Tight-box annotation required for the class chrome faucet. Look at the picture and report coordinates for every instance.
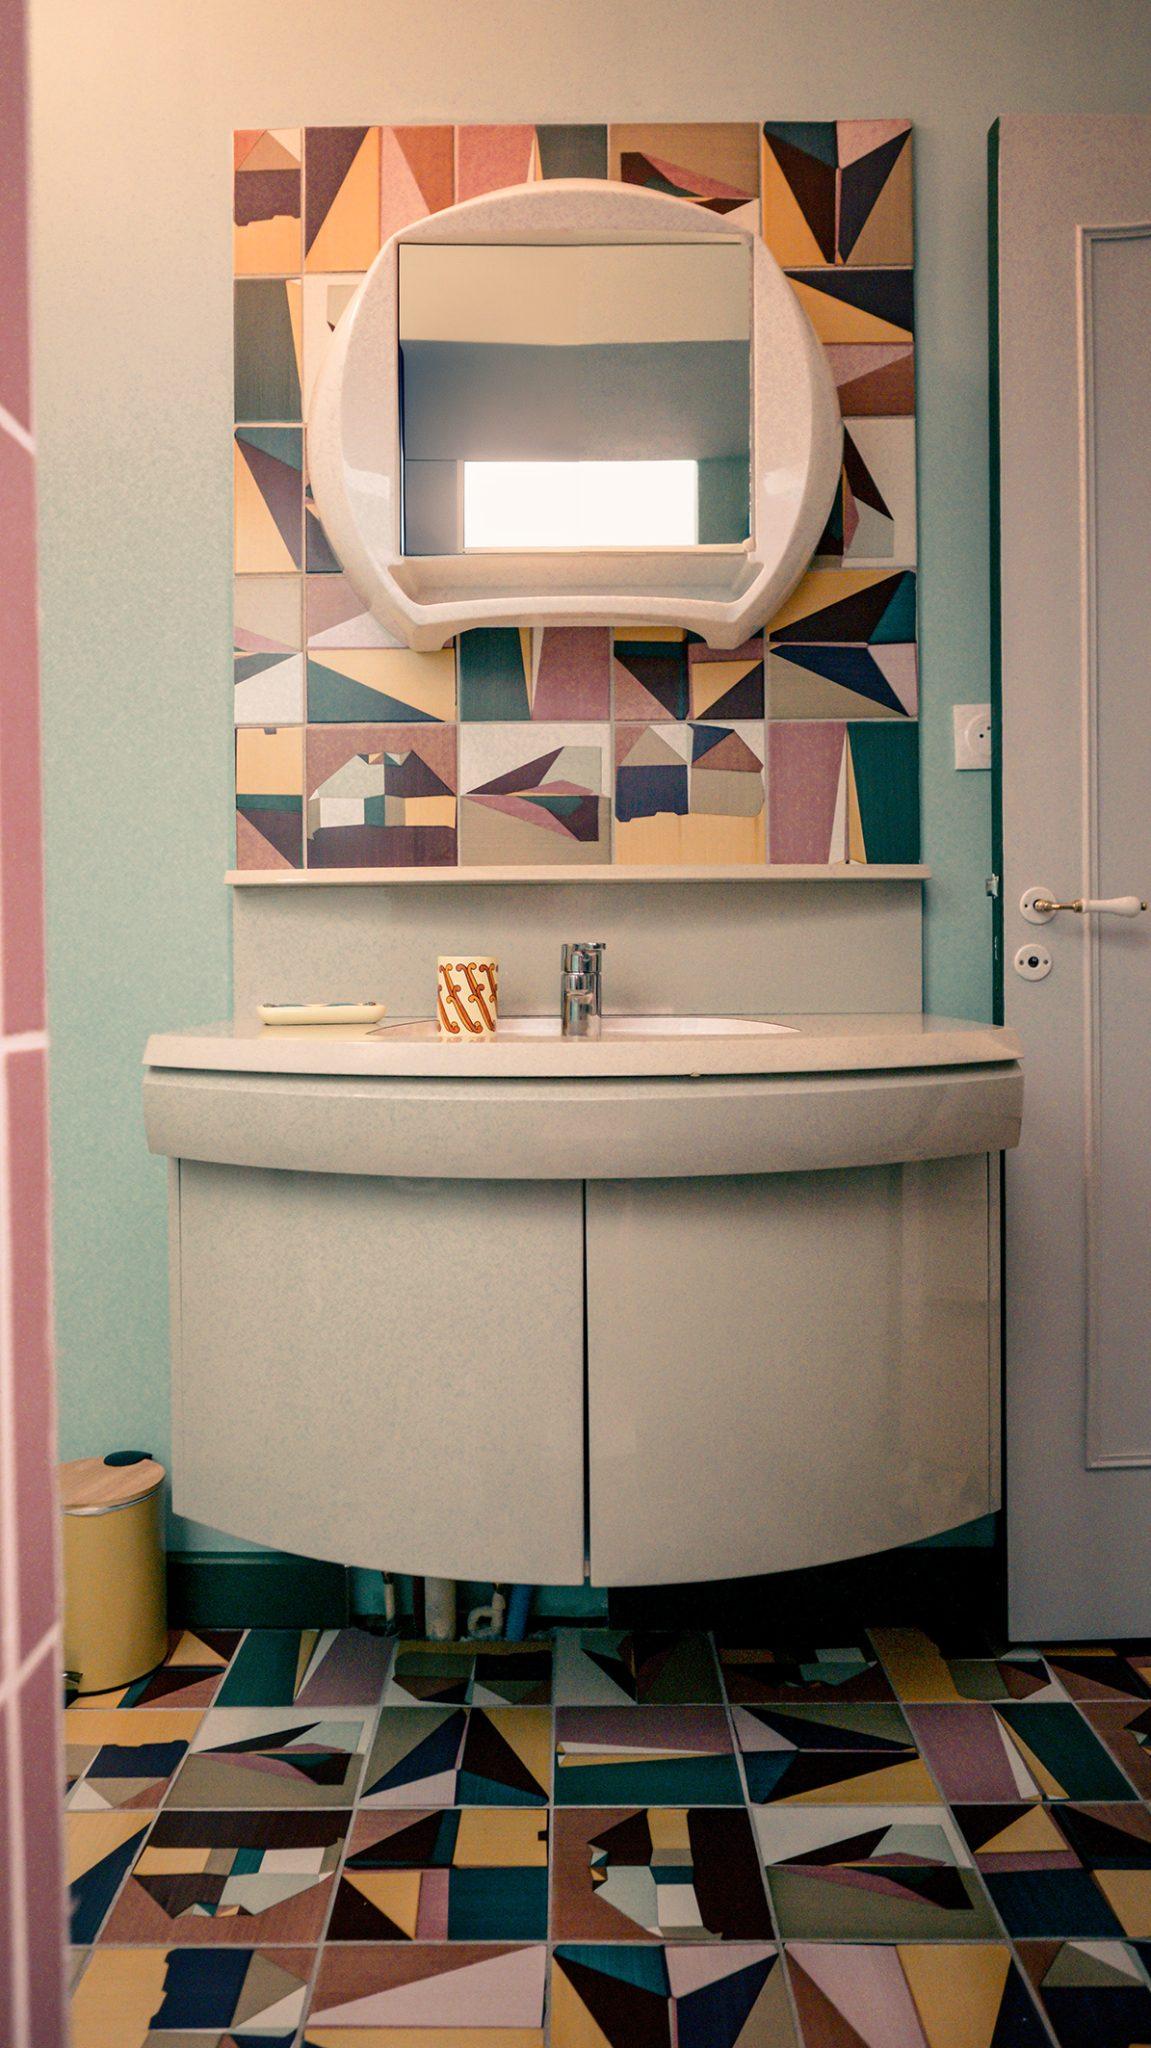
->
[560,941,605,1039]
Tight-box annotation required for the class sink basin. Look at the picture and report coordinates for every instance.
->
[373,1014,797,1042]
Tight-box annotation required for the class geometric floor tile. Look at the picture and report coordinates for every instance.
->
[68,1629,242,1711]
[307,1942,547,2035]
[953,1802,1151,1938]
[551,1806,773,1943]
[554,1706,743,1806]
[551,1943,796,2047]
[382,1639,553,1707]
[65,1710,204,1812]
[554,1630,722,1706]
[214,1627,392,1708]
[100,1808,350,1945]
[1044,1645,1151,1705]
[1018,1938,1151,2048]
[1077,1701,1151,1799]
[718,1638,895,1706]
[733,1703,936,1805]
[326,1808,549,1941]
[787,1940,1048,2046]
[67,1812,154,1945]
[755,1804,1001,1940]
[69,1944,312,2048]
[360,1706,551,1807]
[873,1626,1069,1704]
[906,1704,1137,1804]
[166,1708,373,1809]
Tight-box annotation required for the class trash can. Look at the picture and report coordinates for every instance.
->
[60,1453,167,1695]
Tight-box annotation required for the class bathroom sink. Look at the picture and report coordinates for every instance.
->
[373,1014,798,1042]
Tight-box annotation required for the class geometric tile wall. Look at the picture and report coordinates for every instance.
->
[0,0,68,2039]
[233,122,920,872]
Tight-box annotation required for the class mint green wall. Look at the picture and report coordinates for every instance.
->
[34,0,1151,1539]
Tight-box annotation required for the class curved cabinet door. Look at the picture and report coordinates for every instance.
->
[172,1163,585,1583]
[586,1159,995,1586]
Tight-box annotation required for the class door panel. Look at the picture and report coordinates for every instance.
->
[174,1163,585,1583]
[997,118,1151,1632]
[586,1162,992,1587]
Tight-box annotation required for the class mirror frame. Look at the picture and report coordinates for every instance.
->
[307,178,843,652]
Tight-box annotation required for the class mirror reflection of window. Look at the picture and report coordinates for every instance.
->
[398,242,751,555]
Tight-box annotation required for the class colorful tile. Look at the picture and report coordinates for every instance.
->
[551,1943,795,2048]
[234,278,302,423]
[235,725,303,871]
[306,722,457,868]
[552,1806,772,1942]
[954,1801,1151,1938]
[309,1940,546,2034]
[100,1808,349,1946]
[167,1708,372,1809]
[612,630,690,722]
[874,1627,1068,1705]
[67,1812,154,1945]
[815,418,917,568]
[554,1706,742,1806]
[614,720,765,866]
[361,1706,551,1808]
[825,339,916,418]
[718,1638,895,1706]
[1045,1646,1151,1705]
[65,1710,203,1812]
[1078,1702,1151,1798]
[761,120,913,268]
[459,723,610,867]
[767,720,848,863]
[305,571,402,652]
[788,1941,1047,2047]
[383,1640,553,1708]
[233,128,301,277]
[327,1807,549,1941]
[787,268,914,351]
[234,575,304,726]
[554,1631,722,1707]
[215,1628,392,1708]
[756,1804,999,1941]
[235,651,305,727]
[906,1703,1137,1805]
[307,646,456,723]
[609,124,760,226]
[733,1702,936,1805]
[458,626,612,723]
[687,637,765,721]
[69,1630,242,1712]
[1019,1937,1151,2047]
[305,126,381,272]
[70,1944,311,2048]
[457,124,542,199]
[379,125,455,237]
[301,273,362,409]
[234,425,302,574]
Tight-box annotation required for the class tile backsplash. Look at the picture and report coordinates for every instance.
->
[232,122,919,874]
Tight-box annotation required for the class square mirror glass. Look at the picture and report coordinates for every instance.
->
[398,241,751,555]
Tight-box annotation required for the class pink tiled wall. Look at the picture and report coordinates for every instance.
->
[0,0,67,2038]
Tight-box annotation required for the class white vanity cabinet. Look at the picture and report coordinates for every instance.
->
[146,1015,1020,1587]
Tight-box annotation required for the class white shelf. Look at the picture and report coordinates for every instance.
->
[227,863,930,887]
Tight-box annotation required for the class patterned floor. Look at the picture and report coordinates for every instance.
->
[64,1622,1151,2045]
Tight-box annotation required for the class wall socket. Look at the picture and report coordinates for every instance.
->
[953,702,992,770]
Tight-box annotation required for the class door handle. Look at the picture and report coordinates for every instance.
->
[1021,885,1147,924]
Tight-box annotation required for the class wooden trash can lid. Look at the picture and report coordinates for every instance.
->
[60,1453,166,1515]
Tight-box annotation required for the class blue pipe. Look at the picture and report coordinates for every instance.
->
[504,1585,533,1641]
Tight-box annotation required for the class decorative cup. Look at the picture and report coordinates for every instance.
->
[437,956,499,1040]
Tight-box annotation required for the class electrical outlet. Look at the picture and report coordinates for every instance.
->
[954,703,992,770]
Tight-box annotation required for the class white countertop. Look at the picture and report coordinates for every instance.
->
[144,1013,1022,1082]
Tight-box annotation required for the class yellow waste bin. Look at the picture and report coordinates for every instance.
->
[60,1453,167,1695]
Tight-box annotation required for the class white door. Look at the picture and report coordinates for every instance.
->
[997,116,1151,1636]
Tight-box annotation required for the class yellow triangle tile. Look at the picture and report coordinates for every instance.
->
[548,1966,615,2048]
[349,1868,423,1936]
[786,1758,937,1804]
[690,658,759,717]
[900,1942,1010,2048]
[1092,1870,1151,1937]
[759,140,826,267]
[979,1807,1067,1857]
[871,1627,962,1704]
[846,741,865,862]
[307,128,382,272]
[788,275,911,346]
[234,442,295,574]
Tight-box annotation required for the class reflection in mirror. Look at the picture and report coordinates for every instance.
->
[398,242,751,554]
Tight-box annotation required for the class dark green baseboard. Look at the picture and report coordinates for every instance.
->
[167,1550,351,1629]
